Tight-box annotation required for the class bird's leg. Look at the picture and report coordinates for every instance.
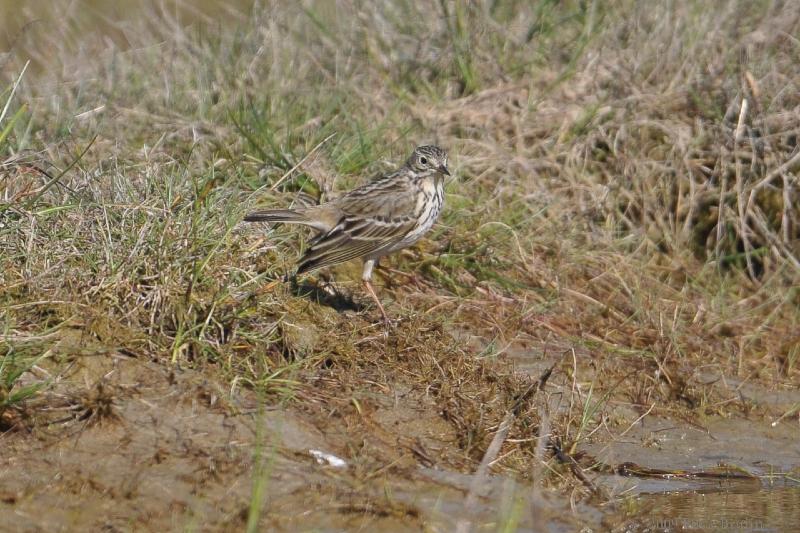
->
[373,260,393,288]
[362,259,391,326]
[363,279,390,325]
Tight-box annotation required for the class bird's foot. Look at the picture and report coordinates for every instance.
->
[377,313,402,330]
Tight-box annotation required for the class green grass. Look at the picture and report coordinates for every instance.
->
[0,64,42,418]
[0,346,46,416]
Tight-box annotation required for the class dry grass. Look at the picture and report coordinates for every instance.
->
[1,0,799,528]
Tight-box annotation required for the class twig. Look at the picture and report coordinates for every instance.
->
[751,148,800,192]
[550,435,606,497]
[270,133,336,191]
[28,135,97,206]
[617,402,655,438]
[0,60,29,125]
[733,98,756,279]
[749,207,800,273]
[455,358,558,533]
[244,133,335,200]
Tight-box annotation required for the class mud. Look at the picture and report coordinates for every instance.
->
[2,318,799,532]
[0,326,601,532]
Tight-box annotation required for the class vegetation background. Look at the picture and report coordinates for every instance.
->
[1,1,798,531]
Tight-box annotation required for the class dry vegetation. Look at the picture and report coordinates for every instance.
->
[1,0,799,530]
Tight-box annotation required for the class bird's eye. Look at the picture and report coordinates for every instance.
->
[419,156,428,165]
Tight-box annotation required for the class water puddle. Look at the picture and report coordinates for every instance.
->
[621,485,800,532]
[481,336,800,531]
[580,398,800,531]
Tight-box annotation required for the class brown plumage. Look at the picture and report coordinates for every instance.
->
[245,145,450,323]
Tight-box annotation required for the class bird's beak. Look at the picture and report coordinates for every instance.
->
[438,165,451,176]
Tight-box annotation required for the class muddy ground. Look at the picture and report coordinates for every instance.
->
[2,312,798,532]
[1,319,596,532]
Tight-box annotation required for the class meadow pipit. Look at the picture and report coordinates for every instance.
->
[245,145,450,324]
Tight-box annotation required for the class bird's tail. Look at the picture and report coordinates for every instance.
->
[243,209,309,224]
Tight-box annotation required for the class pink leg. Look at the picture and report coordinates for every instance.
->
[363,279,390,324]
[362,259,390,325]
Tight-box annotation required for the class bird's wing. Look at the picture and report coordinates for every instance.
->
[296,177,419,274]
[334,171,419,219]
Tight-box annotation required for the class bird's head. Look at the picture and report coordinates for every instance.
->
[406,145,450,177]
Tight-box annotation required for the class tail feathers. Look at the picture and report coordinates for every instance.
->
[296,256,319,276]
[243,209,308,224]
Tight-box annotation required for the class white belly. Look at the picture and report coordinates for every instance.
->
[384,183,443,254]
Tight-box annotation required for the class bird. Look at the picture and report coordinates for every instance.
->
[244,145,450,324]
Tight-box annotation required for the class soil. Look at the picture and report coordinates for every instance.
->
[2,321,798,532]
[0,323,595,532]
